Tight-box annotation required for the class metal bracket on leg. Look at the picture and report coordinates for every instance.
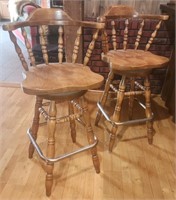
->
[97,100,154,126]
[27,129,98,163]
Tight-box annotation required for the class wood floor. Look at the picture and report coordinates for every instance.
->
[0,86,175,200]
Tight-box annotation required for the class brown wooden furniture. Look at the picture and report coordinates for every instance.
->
[3,8,104,196]
[95,5,169,151]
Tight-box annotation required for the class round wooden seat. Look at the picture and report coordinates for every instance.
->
[22,63,104,95]
[102,49,169,72]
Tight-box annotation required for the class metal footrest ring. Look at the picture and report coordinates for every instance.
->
[27,129,98,163]
[97,101,154,126]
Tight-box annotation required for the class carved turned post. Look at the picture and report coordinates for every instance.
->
[80,97,100,173]
[134,20,144,50]
[68,101,76,142]
[95,70,114,126]
[123,19,129,50]
[111,20,117,50]
[29,96,43,158]
[101,29,109,54]
[72,26,82,63]
[83,29,99,66]
[39,25,49,64]
[145,20,162,51]
[58,26,64,63]
[144,76,153,144]
[45,100,57,196]
[109,76,126,152]
[9,31,29,71]
[21,27,36,67]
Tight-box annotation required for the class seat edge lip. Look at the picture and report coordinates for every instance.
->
[101,50,170,71]
[21,81,104,96]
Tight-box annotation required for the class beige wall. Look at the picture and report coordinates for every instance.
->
[84,0,169,18]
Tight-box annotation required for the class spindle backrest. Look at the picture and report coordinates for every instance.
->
[99,5,169,53]
[3,8,104,71]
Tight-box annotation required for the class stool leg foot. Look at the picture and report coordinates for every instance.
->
[45,101,57,196]
[95,111,101,126]
[45,165,54,197]
[81,97,100,173]
[147,122,153,144]
[95,71,114,126]
[92,155,100,174]
[144,77,154,144]
[147,120,153,144]
[109,76,126,151]
[29,96,43,158]
[109,126,117,152]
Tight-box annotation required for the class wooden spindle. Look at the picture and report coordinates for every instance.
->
[21,27,36,67]
[134,20,144,50]
[111,20,117,50]
[144,76,153,144]
[39,25,48,64]
[9,31,29,71]
[83,29,99,66]
[110,84,118,93]
[145,20,162,51]
[95,71,114,126]
[101,29,109,54]
[56,113,81,124]
[58,26,64,64]
[72,26,82,63]
[80,96,100,173]
[123,19,129,50]
[29,96,43,158]
[45,100,57,196]
[43,25,49,45]
[68,101,76,142]
[109,76,126,151]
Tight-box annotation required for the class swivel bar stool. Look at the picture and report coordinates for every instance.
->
[95,5,169,151]
[3,8,104,196]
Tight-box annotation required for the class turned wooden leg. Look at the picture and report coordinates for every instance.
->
[144,76,153,144]
[109,76,126,152]
[128,77,135,120]
[81,96,100,173]
[45,101,57,197]
[95,71,114,126]
[29,96,43,158]
[68,101,76,143]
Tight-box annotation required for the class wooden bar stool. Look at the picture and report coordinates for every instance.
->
[3,8,104,196]
[95,5,169,151]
